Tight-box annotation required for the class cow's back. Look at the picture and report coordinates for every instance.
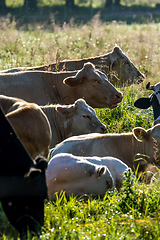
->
[0,71,56,105]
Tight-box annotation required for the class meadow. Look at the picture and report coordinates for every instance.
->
[1,13,160,239]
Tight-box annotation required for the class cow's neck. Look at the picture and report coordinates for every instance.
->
[46,72,79,105]
[41,106,71,148]
[115,134,153,167]
[0,97,18,114]
[101,133,153,169]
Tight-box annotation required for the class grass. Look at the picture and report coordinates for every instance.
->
[0,14,160,239]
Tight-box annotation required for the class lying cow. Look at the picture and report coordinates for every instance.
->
[0,95,106,157]
[47,153,132,197]
[134,82,160,125]
[0,46,145,86]
[5,102,52,160]
[50,124,160,177]
[0,62,122,109]
[46,153,114,199]
[41,98,106,148]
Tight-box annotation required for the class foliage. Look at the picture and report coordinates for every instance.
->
[1,15,160,239]
[4,0,160,8]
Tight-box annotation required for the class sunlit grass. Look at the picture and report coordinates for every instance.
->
[1,15,160,239]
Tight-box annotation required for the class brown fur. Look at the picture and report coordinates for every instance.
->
[5,102,51,160]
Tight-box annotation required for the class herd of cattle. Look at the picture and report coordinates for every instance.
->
[1,46,160,201]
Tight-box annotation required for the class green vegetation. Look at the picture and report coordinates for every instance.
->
[4,0,160,8]
[0,12,160,239]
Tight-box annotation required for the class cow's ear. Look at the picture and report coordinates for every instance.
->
[110,58,117,70]
[95,167,105,178]
[134,97,151,109]
[56,106,72,117]
[133,127,149,141]
[63,76,80,87]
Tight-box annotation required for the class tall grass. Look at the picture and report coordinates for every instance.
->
[0,15,160,239]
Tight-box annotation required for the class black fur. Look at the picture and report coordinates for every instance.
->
[0,108,48,239]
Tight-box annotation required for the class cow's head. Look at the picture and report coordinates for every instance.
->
[108,46,145,85]
[56,98,106,136]
[63,62,123,109]
[134,82,160,125]
[133,124,160,166]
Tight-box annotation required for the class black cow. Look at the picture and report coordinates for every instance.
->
[134,82,160,125]
[0,107,48,239]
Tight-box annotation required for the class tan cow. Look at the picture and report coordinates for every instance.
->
[0,62,122,109]
[49,124,160,178]
[0,95,106,151]
[0,46,145,86]
[6,103,52,160]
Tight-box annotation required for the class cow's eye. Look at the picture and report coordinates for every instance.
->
[83,115,91,120]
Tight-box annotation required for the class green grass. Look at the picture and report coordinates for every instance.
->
[1,14,160,239]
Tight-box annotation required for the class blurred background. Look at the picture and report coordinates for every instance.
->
[0,0,160,24]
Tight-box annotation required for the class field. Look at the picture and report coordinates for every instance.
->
[1,10,160,239]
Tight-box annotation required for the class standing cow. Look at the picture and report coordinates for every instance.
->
[0,62,122,109]
[0,46,145,86]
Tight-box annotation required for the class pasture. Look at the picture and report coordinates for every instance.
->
[1,12,160,239]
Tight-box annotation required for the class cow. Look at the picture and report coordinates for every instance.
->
[0,95,106,154]
[5,102,52,160]
[49,124,160,180]
[0,62,122,109]
[41,98,106,148]
[46,153,114,199]
[47,153,132,197]
[0,107,48,239]
[0,46,145,86]
[134,82,160,126]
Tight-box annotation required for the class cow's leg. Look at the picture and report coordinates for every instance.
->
[0,108,47,238]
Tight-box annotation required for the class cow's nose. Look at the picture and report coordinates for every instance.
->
[138,70,145,79]
[136,71,145,83]
[114,92,123,102]
[100,125,106,133]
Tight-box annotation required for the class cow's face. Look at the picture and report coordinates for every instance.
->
[133,124,160,164]
[63,62,123,109]
[56,98,106,136]
[109,46,145,85]
[71,99,106,136]
[134,82,160,125]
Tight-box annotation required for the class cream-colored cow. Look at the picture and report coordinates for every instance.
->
[50,125,160,179]
[0,62,122,109]
[0,47,145,86]
[46,153,114,199]
[41,98,106,148]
